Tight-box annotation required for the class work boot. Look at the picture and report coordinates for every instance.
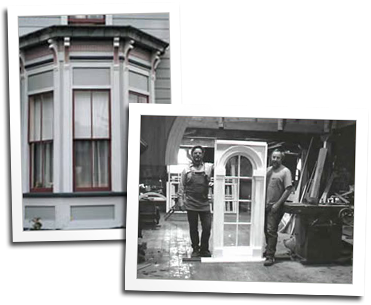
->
[200,250,212,257]
[191,247,200,258]
[264,257,275,267]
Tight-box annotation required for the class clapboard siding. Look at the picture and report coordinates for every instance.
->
[18,13,171,104]
[155,79,171,88]
[155,88,171,99]
[18,16,63,36]
[113,14,171,103]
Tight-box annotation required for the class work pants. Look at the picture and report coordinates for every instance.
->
[264,207,284,258]
[187,210,212,252]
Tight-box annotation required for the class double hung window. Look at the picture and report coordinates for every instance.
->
[73,90,111,191]
[129,68,150,103]
[29,92,54,192]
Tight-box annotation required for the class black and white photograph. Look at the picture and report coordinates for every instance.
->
[125,104,367,296]
[8,3,181,241]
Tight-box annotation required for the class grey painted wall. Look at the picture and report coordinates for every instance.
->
[18,13,171,104]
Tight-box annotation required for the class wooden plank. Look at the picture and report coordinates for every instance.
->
[292,137,313,203]
[182,257,201,262]
[137,263,152,271]
[335,193,350,204]
[309,148,328,200]
[302,160,318,203]
[319,171,335,203]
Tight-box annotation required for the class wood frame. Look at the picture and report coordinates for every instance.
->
[28,91,53,193]
[128,65,150,103]
[72,89,112,192]
[203,140,267,263]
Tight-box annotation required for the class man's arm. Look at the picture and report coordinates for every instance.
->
[271,168,293,213]
[177,169,186,210]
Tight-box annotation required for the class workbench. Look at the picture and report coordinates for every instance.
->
[283,202,353,264]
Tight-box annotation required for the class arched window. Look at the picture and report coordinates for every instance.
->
[224,155,253,247]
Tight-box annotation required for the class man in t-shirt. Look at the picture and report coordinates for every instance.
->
[178,146,213,258]
[264,149,292,266]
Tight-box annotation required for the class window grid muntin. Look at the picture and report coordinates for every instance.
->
[223,155,253,246]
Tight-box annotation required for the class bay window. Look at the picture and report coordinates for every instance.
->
[29,92,53,192]
[73,90,111,191]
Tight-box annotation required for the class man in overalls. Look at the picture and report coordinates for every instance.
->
[178,146,213,258]
[264,149,293,266]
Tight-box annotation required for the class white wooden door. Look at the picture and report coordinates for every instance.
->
[203,140,267,262]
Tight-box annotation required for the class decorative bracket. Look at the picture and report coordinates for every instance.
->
[64,37,70,65]
[123,39,135,70]
[150,51,161,80]
[19,51,26,76]
[48,38,59,64]
[113,37,120,67]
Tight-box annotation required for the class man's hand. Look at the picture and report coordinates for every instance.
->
[266,202,281,213]
[266,203,273,213]
[270,202,281,214]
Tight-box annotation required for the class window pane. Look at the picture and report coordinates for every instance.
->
[28,71,53,92]
[225,183,236,200]
[92,141,109,188]
[73,68,110,86]
[43,142,53,188]
[29,95,41,141]
[138,95,148,103]
[75,141,92,188]
[240,156,253,177]
[74,91,91,138]
[237,224,251,246]
[225,156,238,176]
[92,91,109,138]
[238,202,251,223]
[129,71,149,91]
[239,179,252,200]
[31,143,42,188]
[224,224,237,246]
[224,204,237,222]
[42,93,53,140]
[129,93,138,103]
[129,92,148,104]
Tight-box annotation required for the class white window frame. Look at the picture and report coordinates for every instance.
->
[128,65,150,102]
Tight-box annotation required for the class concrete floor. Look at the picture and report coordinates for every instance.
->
[137,212,352,283]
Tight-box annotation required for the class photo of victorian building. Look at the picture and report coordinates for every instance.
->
[19,14,171,230]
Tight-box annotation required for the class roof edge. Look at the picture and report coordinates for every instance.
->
[19,25,169,53]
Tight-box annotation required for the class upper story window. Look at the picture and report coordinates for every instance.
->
[68,15,106,25]
[29,92,54,192]
[128,67,150,103]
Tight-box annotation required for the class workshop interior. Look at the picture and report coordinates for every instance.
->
[137,116,355,280]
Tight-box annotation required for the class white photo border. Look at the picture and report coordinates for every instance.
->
[8,2,182,242]
[125,103,367,296]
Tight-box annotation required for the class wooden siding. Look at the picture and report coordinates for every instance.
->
[113,14,171,104]
[18,16,63,36]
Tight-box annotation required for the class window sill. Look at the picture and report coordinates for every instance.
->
[23,191,127,198]
[30,188,53,193]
